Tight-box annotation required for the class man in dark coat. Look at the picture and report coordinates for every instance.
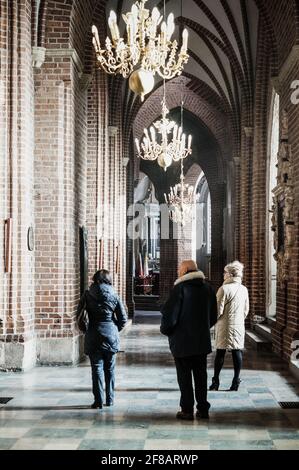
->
[76,270,127,409]
[160,260,217,420]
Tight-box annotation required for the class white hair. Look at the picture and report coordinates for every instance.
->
[225,260,244,278]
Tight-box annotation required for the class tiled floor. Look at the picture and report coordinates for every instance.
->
[0,312,299,450]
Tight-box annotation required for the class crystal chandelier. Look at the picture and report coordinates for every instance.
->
[164,162,197,227]
[91,0,189,101]
[135,97,192,171]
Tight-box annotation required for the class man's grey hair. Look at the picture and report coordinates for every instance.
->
[225,260,244,278]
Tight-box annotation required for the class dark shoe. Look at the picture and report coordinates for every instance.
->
[229,378,241,391]
[91,402,103,409]
[176,411,194,421]
[196,410,209,420]
[209,378,220,391]
[106,401,114,407]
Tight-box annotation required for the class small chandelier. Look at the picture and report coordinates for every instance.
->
[135,97,192,171]
[92,0,189,101]
[164,162,197,227]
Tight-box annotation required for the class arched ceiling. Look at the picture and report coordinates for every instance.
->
[40,0,296,159]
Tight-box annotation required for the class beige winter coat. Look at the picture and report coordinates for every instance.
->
[215,277,249,350]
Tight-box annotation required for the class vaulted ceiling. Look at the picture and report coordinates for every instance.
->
[106,0,259,133]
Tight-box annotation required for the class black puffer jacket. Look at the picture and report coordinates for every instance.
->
[160,271,217,358]
[76,283,127,355]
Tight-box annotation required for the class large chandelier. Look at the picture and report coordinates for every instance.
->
[164,162,197,227]
[135,97,192,171]
[91,0,189,101]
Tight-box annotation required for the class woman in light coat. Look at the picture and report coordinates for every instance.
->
[209,261,249,391]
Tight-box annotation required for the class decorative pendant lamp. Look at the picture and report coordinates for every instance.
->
[92,0,189,101]
[135,85,192,171]
[164,160,197,226]
[164,102,197,226]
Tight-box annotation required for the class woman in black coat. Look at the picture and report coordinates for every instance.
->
[76,270,127,409]
[160,260,217,421]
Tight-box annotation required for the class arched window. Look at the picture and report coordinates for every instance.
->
[267,92,279,317]
[195,175,211,278]
[206,192,211,255]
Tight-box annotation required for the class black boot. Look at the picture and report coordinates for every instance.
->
[229,378,241,391]
[209,377,220,391]
[91,402,103,409]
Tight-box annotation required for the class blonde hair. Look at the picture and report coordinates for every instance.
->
[178,260,198,278]
[224,260,244,278]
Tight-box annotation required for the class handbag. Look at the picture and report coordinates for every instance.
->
[77,294,88,333]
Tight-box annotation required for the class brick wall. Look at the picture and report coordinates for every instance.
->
[272,55,299,360]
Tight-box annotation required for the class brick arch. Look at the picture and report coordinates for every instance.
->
[135,105,226,292]
[83,1,107,74]
[133,76,232,174]
[254,0,293,73]
[44,0,98,57]
[32,0,48,48]
[184,163,202,188]
[44,0,73,48]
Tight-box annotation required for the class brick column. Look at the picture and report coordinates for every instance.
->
[34,49,87,365]
[250,23,272,320]
[239,126,254,293]
[0,0,36,371]
[159,208,194,305]
[125,143,135,317]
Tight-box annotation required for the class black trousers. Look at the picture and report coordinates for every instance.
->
[213,349,243,381]
[174,354,210,414]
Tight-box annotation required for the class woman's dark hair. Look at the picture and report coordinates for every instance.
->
[93,269,112,285]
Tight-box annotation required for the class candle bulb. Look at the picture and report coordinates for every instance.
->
[131,4,138,19]
[92,26,101,51]
[166,13,175,40]
[135,138,140,153]
[92,37,98,53]
[182,28,189,52]
[151,7,160,36]
[108,11,120,42]
[161,21,167,46]
[173,124,178,142]
[150,126,156,143]
[188,134,192,150]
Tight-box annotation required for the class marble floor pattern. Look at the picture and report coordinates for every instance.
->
[0,312,299,450]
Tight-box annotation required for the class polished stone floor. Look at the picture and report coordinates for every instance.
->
[0,312,299,450]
